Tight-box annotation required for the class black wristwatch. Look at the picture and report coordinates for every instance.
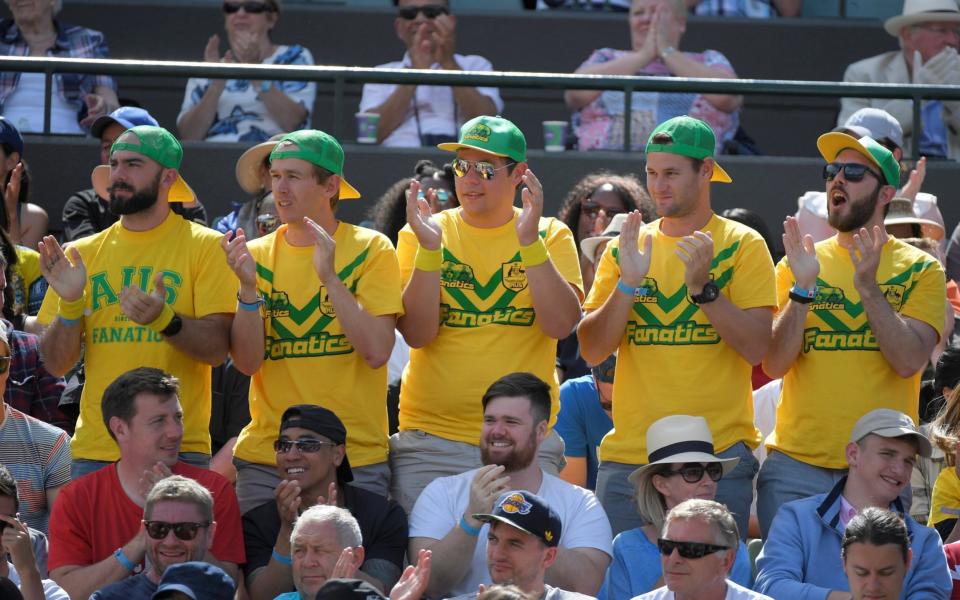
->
[160,314,183,337]
[690,281,720,305]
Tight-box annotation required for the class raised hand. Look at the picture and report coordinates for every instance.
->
[275,479,302,527]
[138,461,173,500]
[849,226,888,289]
[405,180,442,251]
[433,14,457,68]
[120,272,168,325]
[466,464,509,518]
[304,217,337,284]
[230,30,264,64]
[38,236,87,302]
[330,547,359,579]
[3,162,21,223]
[618,211,652,287]
[676,230,714,294]
[782,216,819,289]
[0,514,35,573]
[221,228,258,288]
[900,157,927,202]
[316,481,339,506]
[516,169,544,247]
[391,549,432,600]
[409,25,434,69]
[204,34,222,63]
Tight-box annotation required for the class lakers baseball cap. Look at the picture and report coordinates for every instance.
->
[269,130,361,200]
[645,116,732,184]
[473,490,561,547]
[438,115,527,163]
[91,125,196,204]
[279,404,353,483]
[817,132,900,187]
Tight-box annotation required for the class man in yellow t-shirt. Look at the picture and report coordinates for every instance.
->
[223,130,402,513]
[578,115,776,537]
[759,132,945,537]
[394,115,583,514]
[35,125,236,477]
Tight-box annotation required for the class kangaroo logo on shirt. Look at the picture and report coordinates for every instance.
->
[880,284,905,311]
[318,287,336,317]
[269,291,291,318]
[811,286,846,310]
[635,277,659,303]
[501,261,528,292]
[498,493,532,515]
[441,261,476,290]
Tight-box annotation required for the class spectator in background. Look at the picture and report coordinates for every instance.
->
[358,0,502,147]
[840,0,960,160]
[684,0,800,17]
[0,0,117,134]
[0,476,68,599]
[842,508,912,600]
[0,119,45,251]
[926,384,960,542]
[565,0,741,152]
[369,159,458,246]
[177,0,315,143]
[555,353,614,490]
[536,0,629,11]
[151,562,234,600]
[0,465,50,576]
[213,134,283,238]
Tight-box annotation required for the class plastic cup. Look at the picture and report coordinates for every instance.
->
[356,112,380,144]
[543,121,568,152]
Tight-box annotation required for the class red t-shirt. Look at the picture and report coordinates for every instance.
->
[48,461,245,572]
[945,542,960,600]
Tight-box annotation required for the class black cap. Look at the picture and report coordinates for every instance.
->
[151,562,235,600]
[473,490,562,547]
[315,579,387,600]
[0,118,23,157]
[280,405,353,483]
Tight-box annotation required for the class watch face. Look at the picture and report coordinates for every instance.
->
[703,281,719,300]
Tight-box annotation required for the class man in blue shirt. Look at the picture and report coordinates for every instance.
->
[556,354,614,490]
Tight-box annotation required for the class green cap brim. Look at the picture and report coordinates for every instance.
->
[437,141,511,159]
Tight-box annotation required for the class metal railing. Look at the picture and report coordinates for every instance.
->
[3,54,960,158]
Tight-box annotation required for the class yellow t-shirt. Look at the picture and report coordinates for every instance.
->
[13,246,44,316]
[929,467,960,527]
[37,212,237,461]
[397,208,583,444]
[769,237,945,469]
[233,223,403,467]
[583,214,775,464]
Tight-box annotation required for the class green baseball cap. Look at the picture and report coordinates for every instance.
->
[270,130,360,200]
[93,125,195,203]
[644,116,732,184]
[817,132,900,187]
[438,115,527,163]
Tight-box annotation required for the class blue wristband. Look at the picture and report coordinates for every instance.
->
[616,279,637,298]
[459,515,481,537]
[237,292,264,312]
[789,283,816,299]
[57,316,81,326]
[272,548,292,566]
[114,547,136,572]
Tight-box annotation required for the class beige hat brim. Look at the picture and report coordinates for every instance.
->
[92,164,197,204]
[885,12,960,36]
[235,141,277,195]
[626,452,740,487]
[580,235,615,264]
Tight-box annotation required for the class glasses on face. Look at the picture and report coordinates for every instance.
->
[451,158,511,180]
[398,4,449,19]
[0,356,10,375]
[662,462,723,484]
[823,162,883,183]
[916,23,960,37]
[581,200,625,220]
[143,520,211,541]
[223,1,274,14]
[658,538,730,559]
[273,439,338,454]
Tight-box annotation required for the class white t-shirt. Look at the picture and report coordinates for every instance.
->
[7,562,69,600]
[409,468,613,597]
[634,580,773,600]
[3,72,83,134]
[358,53,504,148]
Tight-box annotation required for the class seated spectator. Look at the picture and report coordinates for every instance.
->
[305,552,432,600]
[536,0,630,12]
[555,353,614,490]
[684,0,800,17]
[635,499,771,600]
[885,198,945,241]
[755,408,951,599]
[358,0,502,147]
[0,507,67,599]
[842,507,913,600]
[449,490,594,600]
[0,465,48,576]
[177,1,315,142]
[408,373,612,598]
[840,0,960,160]
[213,134,283,237]
[89,476,226,599]
[926,385,960,542]
[600,415,751,600]
[243,405,407,598]
[369,159,458,246]
[0,119,45,251]
[151,562,235,600]
[564,0,741,152]
[62,107,207,244]
[48,368,244,600]
[0,0,117,134]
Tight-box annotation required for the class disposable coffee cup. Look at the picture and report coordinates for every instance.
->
[356,112,380,144]
[543,121,568,152]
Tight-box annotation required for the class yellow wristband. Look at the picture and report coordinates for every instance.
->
[57,295,86,320]
[146,303,176,334]
[519,238,549,267]
[415,246,443,272]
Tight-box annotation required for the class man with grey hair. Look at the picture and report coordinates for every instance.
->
[636,499,771,600]
[275,504,365,600]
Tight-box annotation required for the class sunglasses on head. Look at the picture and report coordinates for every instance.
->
[822,162,883,183]
[223,1,275,14]
[143,520,211,541]
[581,200,625,220]
[658,538,730,559]
[0,356,10,375]
[662,462,723,484]
[451,158,511,180]
[274,438,338,454]
[398,4,449,19]
[419,188,452,206]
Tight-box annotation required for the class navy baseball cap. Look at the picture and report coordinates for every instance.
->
[0,118,23,157]
[280,405,353,482]
[151,562,235,600]
[474,490,562,547]
[315,579,387,600]
[90,106,159,139]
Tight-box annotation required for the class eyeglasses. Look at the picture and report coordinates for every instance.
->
[916,24,960,38]
[223,1,275,14]
[451,158,511,180]
[658,538,730,559]
[274,439,338,454]
[0,356,10,375]
[143,520,211,541]
[581,200,625,220]
[398,4,449,19]
[822,162,883,183]
[662,462,723,484]
[256,214,279,232]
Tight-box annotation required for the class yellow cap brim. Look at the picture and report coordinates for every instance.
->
[339,177,361,200]
[711,162,732,184]
[91,165,197,204]
[816,132,885,177]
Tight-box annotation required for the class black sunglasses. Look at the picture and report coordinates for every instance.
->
[582,200,625,220]
[223,1,275,14]
[274,439,338,454]
[398,4,449,19]
[658,538,730,559]
[143,520,211,541]
[822,162,883,183]
[0,356,10,375]
[662,462,723,484]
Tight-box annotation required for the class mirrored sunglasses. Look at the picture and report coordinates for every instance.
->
[451,158,511,180]
[273,439,338,454]
[822,162,882,183]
